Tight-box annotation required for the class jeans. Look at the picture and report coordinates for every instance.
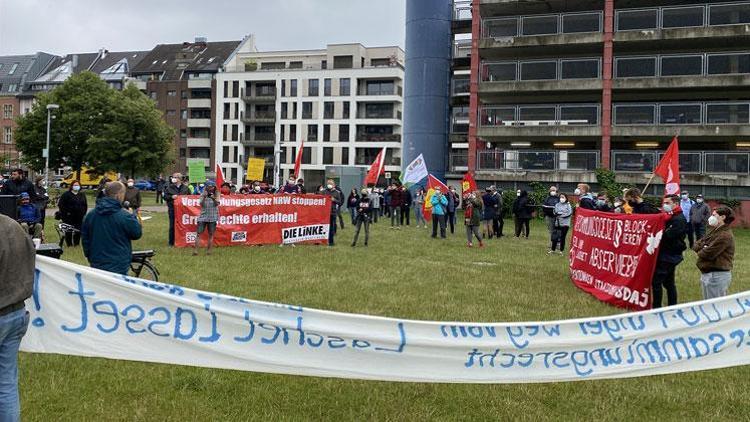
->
[652,262,678,308]
[432,214,447,238]
[550,226,569,251]
[390,206,401,227]
[414,206,425,226]
[352,217,370,246]
[466,225,482,244]
[514,218,530,238]
[0,308,29,422]
[168,206,175,246]
[700,271,732,300]
[446,211,456,234]
[400,206,410,226]
[328,215,337,245]
[349,208,357,225]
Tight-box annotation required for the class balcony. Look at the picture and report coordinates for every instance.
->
[479,59,602,94]
[241,132,276,147]
[187,98,212,109]
[453,1,471,21]
[478,104,601,137]
[186,137,211,148]
[241,112,276,124]
[187,118,211,128]
[449,153,469,172]
[452,78,470,96]
[187,79,212,89]
[473,150,600,172]
[355,134,401,143]
[612,101,750,137]
[612,151,750,175]
[242,92,277,103]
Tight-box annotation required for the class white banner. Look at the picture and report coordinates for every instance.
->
[22,256,750,383]
[401,154,428,186]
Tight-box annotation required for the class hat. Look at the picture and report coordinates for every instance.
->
[205,180,216,187]
[20,192,30,198]
[696,194,703,198]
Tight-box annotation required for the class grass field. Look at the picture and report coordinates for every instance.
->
[21,211,750,421]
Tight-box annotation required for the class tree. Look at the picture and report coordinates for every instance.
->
[87,83,174,178]
[16,71,117,180]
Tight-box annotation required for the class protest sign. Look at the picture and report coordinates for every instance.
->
[570,208,667,311]
[22,256,750,383]
[173,194,330,246]
[188,161,206,183]
[245,158,266,182]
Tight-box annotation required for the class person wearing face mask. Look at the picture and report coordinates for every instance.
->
[490,186,504,238]
[651,194,688,308]
[574,183,596,210]
[549,193,573,255]
[612,197,625,214]
[57,180,88,246]
[347,188,360,225]
[595,193,612,212]
[370,187,381,223]
[693,206,735,299]
[464,190,484,248]
[512,190,533,238]
[323,179,342,246]
[689,194,710,246]
[623,188,659,215]
[335,183,346,230]
[413,187,426,228]
[220,182,232,196]
[679,191,695,246]
[164,173,190,247]
[249,182,265,195]
[351,188,372,247]
[193,180,220,256]
[81,181,142,275]
[430,187,449,239]
[481,187,497,239]
[124,179,142,218]
[443,186,458,233]
[282,177,301,194]
[542,185,559,235]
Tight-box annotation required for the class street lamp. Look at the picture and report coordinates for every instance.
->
[44,103,59,189]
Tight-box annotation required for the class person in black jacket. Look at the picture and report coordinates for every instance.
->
[57,180,88,246]
[346,188,359,225]
[490,186,504,237]
[1,168,36,200]
[33,176,49,228]
[624,188,660,215]
[351,188,372,247]
[164,172,191,246]
[574,183,596,210]
[652,194,688,308]
[542,185,559,236]
[512,189,533,238]
[400,185,412,227]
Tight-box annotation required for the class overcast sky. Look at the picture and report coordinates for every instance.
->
[0,0,406,56]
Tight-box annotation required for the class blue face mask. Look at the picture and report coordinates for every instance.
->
[663,204,673,213]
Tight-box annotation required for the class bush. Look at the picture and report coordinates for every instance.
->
[595,168,631,201]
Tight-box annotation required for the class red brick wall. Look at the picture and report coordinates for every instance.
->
[0,96,21,170]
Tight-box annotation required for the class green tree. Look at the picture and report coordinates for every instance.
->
[15,71,116,179]
[87,83,174,178]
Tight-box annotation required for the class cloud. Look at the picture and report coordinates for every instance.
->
[0,0,405,55]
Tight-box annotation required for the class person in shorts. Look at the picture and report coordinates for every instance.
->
[194,180,220,256]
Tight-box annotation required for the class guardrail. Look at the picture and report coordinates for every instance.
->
[480,104,600,126]
[453,1,472,21]
[482,11,602,38]
[474,150,600,172]
[616,2,750,32]
[613,101,750,126]
[481,58,601,82]
[612,150,750,175]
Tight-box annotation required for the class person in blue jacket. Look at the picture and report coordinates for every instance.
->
[81,181,142,275]
[430,187,449,239]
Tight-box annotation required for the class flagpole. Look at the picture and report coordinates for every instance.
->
[642,172,656,195]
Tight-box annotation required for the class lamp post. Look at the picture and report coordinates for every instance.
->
[44,103,59,189]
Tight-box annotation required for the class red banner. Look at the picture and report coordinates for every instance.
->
[174,194,330,247]
[569,208,667,311]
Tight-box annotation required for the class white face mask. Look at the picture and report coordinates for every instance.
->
[559,197,566,203]
[574,188,582,195]
[326,184,333,190]
[708,215,720,227]
[516,192,521,197]
[127,182,134,187]
[254,186,260,192]
[171,178,178,184]
[550,191,557,196]
[696,198,703,204]
[614,202,622,208]
[72,185,81,192]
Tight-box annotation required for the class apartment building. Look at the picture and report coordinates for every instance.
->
[130,38,243,176]
[217,42,405,188]
[445,0,750,200]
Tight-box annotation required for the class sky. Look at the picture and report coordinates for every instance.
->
[0,0,406,56]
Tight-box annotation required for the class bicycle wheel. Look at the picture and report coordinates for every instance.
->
[129,261,159,281]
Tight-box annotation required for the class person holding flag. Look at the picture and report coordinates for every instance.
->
[401,153,428,187]
[424,174,450,239]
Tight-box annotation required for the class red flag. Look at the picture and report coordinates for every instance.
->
[364,147,386,186]
[423,174,449,221]
[215,164,225,188]
[461,172,478,197]
[293,140,305,179]
[654,137,680,196]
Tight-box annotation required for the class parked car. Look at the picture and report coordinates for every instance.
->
[134,180,155,191]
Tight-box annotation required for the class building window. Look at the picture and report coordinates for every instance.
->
[560,59,600,79]
[2,104,12,119]
[339,124,349,142]
[302,102,313,119]
[366,80,394,95]
[660,55,703,76]
[181,109,187,119]
[520,61,557,80]
[340,78,350,96]
[149,91,157,99]
[362,103,393,119]
[8,63,18,75]
[167,90,177,97]
[181,91,188,99]
[321,60,327,70]
[707,53,750,75]
[613,104,656,125]
[308,79,319,96]
[333,55,353,69]
[519,106,556,121]
[324,102,334,119]
[562,12,601,33]
[342,147,349,164]
[232,81,239,98]
[342,101,350,119]
[290,80,298,97]
[3,127,11,144]
[290,124,297,141]
[7,84,17,92]
[307,124,318,141]
[281,103,288,119]
[292,102,298,119]
[659,104,702,125]
[180,129,187,139]
[706,103,750,124]
[180,148,186,158]
[323,147,334,165]
[260,62,285,70]
[280,125,285,141]
[616,9,658,31]
[483,17,518,37]
[662,6,704,28]
[522,15,558,35]
[289,61,303,69]
[281,80,286,97]
[323,124,331,141]
[615,57,657,78]
[166,109,176,116]
[324,78,332,96]
[709,4,750,26]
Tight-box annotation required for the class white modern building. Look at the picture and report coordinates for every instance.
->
[216,41,405,188]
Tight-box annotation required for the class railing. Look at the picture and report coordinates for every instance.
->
[482,11,602,38]
[481,58,601,82]
[612,150,750,175]
[452,78,470,96]
[355,134,401,142]
[453,40,472,59]
[449,153,469,172]
[480,104,601,127]
[475,150,600,172]
[615,52,750,78]
[243,133,275,143]
[453,1,472,21]
[613,101,750,126]
[615,2,750,32]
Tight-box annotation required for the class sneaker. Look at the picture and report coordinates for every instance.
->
[467,242,473,247]
[557,251,564,256]
[479,242,484,248]
[547,250,554,255]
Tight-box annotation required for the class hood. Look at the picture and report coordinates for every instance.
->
[95,197,124,215]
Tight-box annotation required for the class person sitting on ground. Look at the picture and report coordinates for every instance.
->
[81,181,142,275]
[16,192,42,239]
[194,180,220,256]
[693,206,735,300]
[549,193,573,255]
[351,188,372,247]
[575,183,596,210]
[624,188,660,214]
[464,190,484,248]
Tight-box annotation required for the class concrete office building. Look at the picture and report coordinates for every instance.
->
[217,41,405,188]
[446,0,750,201]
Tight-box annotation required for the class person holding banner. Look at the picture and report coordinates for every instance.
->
[464,190,484,248]
[652,194,688,308]
[693,206,735,300]
[193,180,221,256]
[624,188,660,215]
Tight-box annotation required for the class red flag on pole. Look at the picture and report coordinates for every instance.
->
[293,140,305,179]
[654,136,680,196]
[423,174,450,221]
[364,147,386,186]
[215,163,225,188]
[461,172,478,197]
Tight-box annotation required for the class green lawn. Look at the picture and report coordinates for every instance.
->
[22,212,750,421]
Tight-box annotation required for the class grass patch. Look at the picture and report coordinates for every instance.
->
[22,212,750,420]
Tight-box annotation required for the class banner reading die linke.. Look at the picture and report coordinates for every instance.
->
[174,194,330,247]
[570,208,667,311]
[21,257,750,383]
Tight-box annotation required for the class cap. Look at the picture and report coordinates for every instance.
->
[20,192,30,198]
[696,194,703,198]
[205,180,216,187]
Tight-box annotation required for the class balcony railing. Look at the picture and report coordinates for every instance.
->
[475,150,600,172]
[613,101,750,126]
[480,104,601,127]
[453,1,471,21]
[615,52,750,79]
[452,78,470,96]
[453,40,472,59]
[449,153,469,172]
[482,11,602,38]
[612,150,750,175]
[481,58,601,82]
[615,2,750,32]
[355,134,402,142]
